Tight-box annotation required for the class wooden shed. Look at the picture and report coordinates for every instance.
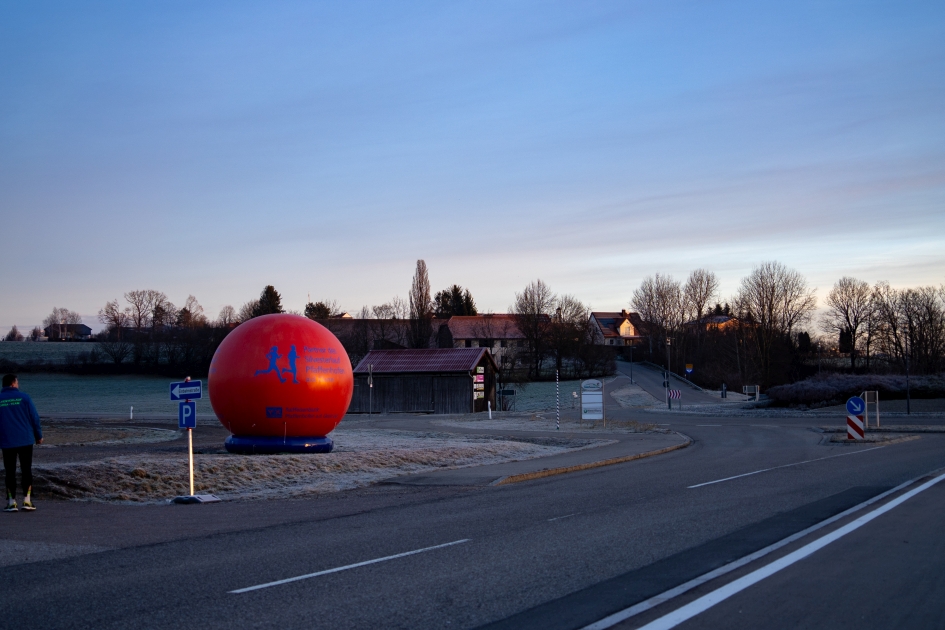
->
[349,348,498,414]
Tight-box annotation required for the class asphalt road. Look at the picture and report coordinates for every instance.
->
[1,412,944,630]
[614,361,732,406]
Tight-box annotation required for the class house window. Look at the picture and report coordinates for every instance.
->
[609,340,614,345]
[465,340,472,348]
[500,340,507,348]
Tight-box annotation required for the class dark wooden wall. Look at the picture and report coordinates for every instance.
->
[349,373,484,414]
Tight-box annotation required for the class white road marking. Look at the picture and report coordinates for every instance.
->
[635,471,945,630]
[580,471,936,629]
[688,446,886,488]
[548,512,580,522]
[229,539,470,593]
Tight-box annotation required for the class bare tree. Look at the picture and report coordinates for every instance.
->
[176,295,207,328]
[98,338,132,364]
[151,294,177,331]
[42,307,80,340]
[735,261,816,386]
[29,326,42,342]
[548,294,589,373]
[124,290,161,333]
[217,305,237,326]
[238,300,259,322]
[632,273,684,357]
[820,277,873,370]
[683,269,719,323]
[512,279,556,378]
[98,300,130,339]
[43,307,66,340]
[372,297,410,347]
[873,282,945,374]
[408,260,433,348]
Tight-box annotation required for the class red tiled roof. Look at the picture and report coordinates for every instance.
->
[443,315,524,340]
[353,348,492,373]
[590,311,646,338]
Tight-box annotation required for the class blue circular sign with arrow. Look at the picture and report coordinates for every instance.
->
[846,396,865,416]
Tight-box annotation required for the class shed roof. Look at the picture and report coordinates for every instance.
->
[353,348,494,374]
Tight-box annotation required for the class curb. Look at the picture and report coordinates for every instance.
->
[824,434,921,447]
[491,432,693,486]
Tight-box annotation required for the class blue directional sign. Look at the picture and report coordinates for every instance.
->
[846,396,865,416]
[170,380,202,401]
[178,401,196,428]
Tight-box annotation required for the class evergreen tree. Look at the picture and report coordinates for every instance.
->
[304,301,332,320]
[253,285,284,316]
[434,284,477,317]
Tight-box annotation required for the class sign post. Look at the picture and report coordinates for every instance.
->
[669,389,681,411]
[629,345,634,383]
[846,396,866,441]
[581,379,604,427]
[665,338,672,409]
[170,377,219,504]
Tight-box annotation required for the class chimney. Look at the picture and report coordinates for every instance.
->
[620,309,628,318]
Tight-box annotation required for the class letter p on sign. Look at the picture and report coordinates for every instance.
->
[179,401,196,429]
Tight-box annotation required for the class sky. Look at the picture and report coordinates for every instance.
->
[1,1,944,332]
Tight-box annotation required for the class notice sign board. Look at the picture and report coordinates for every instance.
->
[581,379,604,421]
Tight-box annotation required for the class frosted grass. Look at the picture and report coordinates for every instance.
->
[15,373,196,415]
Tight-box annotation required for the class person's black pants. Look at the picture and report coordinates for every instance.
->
[2,445,33,499]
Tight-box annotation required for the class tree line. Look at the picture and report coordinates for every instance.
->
[5,260,941,386]
[628,262,944,389]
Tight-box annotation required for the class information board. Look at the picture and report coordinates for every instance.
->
[581,379,604,421]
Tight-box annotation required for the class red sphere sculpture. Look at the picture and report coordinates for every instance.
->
[209,314,353,453]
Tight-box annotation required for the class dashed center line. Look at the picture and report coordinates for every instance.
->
[548,512,581,522]
[229,539,470,593]
[688,446,886,488]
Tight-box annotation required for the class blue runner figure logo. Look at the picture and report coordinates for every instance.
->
[281,345,300,384]
[254,346,286,383]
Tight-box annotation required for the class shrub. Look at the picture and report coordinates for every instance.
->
[767,373,945,407]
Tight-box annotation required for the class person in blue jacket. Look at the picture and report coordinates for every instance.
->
[0,374,43,512]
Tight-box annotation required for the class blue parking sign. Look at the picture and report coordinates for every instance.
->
[179,401,196,429]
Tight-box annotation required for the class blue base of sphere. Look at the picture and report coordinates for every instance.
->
[224,435,333,454]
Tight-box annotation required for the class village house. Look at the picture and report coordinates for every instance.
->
[684,314,739,331]
[436,314,525,366]
[588,310,646,347]
[43,323,93,341]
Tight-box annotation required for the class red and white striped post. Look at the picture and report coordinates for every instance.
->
[845,396,866,441]
[847,414,865,440]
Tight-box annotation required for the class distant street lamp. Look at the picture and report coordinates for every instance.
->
[629,344,634,384]
[665,337,672,409]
